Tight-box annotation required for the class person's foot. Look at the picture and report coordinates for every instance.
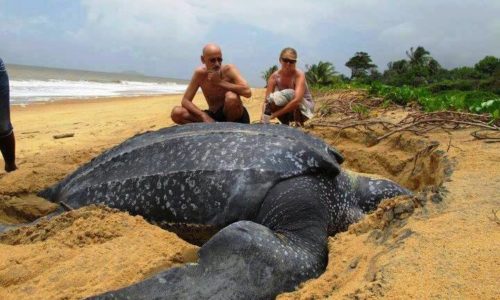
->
[0,132,17,172]
[5,162,17,172]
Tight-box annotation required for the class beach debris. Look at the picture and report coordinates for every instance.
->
[309,111,499,145]
[53,133,75,139]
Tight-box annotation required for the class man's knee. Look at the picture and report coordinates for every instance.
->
[170,106,186,124]
[224,91,242,109]
[225,91,239,101]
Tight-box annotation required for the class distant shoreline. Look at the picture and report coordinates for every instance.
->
[6,63,189,84]
[7,64,189,104]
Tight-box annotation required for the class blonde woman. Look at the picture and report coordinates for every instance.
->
[261,48,314,126]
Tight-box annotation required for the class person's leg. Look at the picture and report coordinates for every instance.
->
[235,107,250,124]
[0,132,16,172]
[223,91,246,122]
[0,63,16,172]
[170,106,201,124]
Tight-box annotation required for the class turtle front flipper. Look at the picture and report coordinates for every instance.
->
[342,170,413,213]
[88,177,331,299]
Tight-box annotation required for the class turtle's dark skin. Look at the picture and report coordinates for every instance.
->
[38,123,411,299]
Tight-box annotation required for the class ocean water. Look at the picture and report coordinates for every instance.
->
[6,64,189,104]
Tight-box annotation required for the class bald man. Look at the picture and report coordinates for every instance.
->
[171,44,252,124]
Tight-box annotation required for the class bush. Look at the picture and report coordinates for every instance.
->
[463,91,498,108]
[470,99,500,122]
[369,83,429,105]
[478,77,500,95]
[427,80,478,93]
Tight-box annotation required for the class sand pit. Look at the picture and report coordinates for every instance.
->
[0,206,198,300]
[1,90,499,299]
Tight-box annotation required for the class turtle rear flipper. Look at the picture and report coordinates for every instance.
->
[87,177,331,299]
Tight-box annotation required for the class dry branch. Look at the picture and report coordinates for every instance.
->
[376,118,499,142]
[53,133,75,139]
[313,93,499,144]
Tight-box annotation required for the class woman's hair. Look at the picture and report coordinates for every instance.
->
[280,47,297,59]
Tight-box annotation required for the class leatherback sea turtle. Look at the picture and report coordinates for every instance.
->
[39,123,411,299]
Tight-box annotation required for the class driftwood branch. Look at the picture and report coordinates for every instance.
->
[310,111,498,145]
[312,92,499,144]
[53,133,75,139]
[309,120,396,129]
[471,130,500,141]
[376,119,499,142]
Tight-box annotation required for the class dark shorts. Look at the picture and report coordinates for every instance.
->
[0,58,13,137]
[204,106,250,124]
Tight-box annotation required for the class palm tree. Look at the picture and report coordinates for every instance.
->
[261,65,278,87]
[406,46,431,67]
[387,59,409,74]
[305,61,337,85]
[428,58,442,76]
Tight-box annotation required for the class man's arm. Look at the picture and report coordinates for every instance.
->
[271,72,306,119]
[181,70,214,122]
[209,64,252,98]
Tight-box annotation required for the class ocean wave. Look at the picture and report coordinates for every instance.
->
[10,79,188,104]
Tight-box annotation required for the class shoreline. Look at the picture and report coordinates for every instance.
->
[10,92,186,106]
[10,89,265,115]
[11,93,187,108]
[10,88,265,108]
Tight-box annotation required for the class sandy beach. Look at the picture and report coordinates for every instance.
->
[1,90,499,299]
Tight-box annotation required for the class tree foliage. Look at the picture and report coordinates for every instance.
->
[345,52,377,79]
[406,46,431,66]
[305,61,337,85]
[260,48,499,98]
[261,65,278,87]
[475,56,500,76]
[382,46,446,86]
[387,59,409,75]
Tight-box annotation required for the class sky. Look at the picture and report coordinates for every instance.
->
[1,0,499,86]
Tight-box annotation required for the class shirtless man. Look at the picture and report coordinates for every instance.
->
[171,43,252,124]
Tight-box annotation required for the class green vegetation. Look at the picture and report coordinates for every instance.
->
[261,65,278,87]
[305,61,338,86]
[345,52,377,79]
[261,46,499,121]
[368,83,500,121]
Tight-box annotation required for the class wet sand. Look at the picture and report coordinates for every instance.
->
[1,90,499,299]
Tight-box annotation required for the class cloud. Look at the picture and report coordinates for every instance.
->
[72,1,211,52]
[73,0,337,46]
[380,23,417,40]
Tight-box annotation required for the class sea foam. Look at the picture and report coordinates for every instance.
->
[10,79,188,104]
